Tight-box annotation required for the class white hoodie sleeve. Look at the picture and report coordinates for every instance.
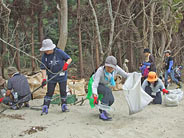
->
[116,65,129,78]
[92,67,103,96]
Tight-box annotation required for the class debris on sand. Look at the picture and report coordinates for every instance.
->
[0,114,24,120]
[19,126,47,136]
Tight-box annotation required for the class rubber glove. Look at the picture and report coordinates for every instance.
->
[0,97,4,103]
[63,63,69,71]
[41,79,47,88]
[93,96,98,105]
[162,89,169,94]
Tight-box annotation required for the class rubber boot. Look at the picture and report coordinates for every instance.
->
[41,96,51,115]
[61,98,69,112]
[176,82,182,89]
[42,105,48,115]
[99,110,112,121]
[99,109,111,118]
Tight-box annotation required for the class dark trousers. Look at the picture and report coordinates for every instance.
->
[46,81,67,98]
[145,86,162,104]
[97,83,114,106]
[44,81,67,106]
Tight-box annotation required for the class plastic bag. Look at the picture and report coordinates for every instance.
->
[164,89,183,107]
[122,72,153,115]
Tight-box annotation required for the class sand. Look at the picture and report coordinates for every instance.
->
[0,85,184,138]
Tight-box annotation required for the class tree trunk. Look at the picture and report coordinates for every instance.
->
[89,0,104,62]
[0,0,10,77]
[31,6,36,73]
[57,0,68,50]
[127,33,134,72]
[31,26,36,72]
[142,0,148,49]
[38,14,44,48]
[149,2,155,53]
[77,0,84,78]
[117,41,122,68]
[107,0,121,55]
[95,36,100,68]
[15,31,21,71]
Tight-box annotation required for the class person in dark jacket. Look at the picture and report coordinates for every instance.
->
[143,48,156,72]
[164,50,181,89]
[40,39,72,115]
[2,67,31,109]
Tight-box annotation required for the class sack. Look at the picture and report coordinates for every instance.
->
[122,72,153,115]
[164,89,183,107]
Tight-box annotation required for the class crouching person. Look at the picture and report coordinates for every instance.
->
[142,72,169,104]
[3,67,31,109]
[87,56,129,121]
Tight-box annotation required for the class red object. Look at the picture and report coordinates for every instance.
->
[42,79,47,87]
[63,63,69,71]
[93,96,98,105]
[0,97,4,103]
[143,68,149,77]
[162,89,169,94]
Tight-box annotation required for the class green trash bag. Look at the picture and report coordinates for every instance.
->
[50,94,77,104]
[86,76,103,108]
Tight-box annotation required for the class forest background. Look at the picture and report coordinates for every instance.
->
[0,0,184,79]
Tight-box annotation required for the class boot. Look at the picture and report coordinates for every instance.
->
[61,104,69,112]
[99,109,111,118]
[61,98,69,112]
[11,104,19,110]
[99,110,112,121]
[176,82,182,89]
[41,96,51,115]
[42,105,48,115]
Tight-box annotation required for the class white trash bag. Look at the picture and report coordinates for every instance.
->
[164,89,183,107]
[122,72,153,115]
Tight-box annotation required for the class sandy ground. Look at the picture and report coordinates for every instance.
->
[0,84,184,138]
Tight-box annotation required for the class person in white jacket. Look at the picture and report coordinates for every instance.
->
[88,56,129,121]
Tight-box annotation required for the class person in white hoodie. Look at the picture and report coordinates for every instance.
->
[87,56,129,121]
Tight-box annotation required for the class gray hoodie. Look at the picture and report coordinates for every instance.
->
[92,66,129,95]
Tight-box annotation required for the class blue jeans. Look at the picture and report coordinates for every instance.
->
[165,69,179,87]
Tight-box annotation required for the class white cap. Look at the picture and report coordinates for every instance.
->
[40,39,56,51]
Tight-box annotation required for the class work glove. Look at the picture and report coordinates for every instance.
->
[41,79,47,88]
[162,89,169,94]
[63,63,69,71]
[0,97,4,103]
[93,96,98,105]
[167,69,171,74]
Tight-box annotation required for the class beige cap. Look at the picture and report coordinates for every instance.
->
[7,66,18,75]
